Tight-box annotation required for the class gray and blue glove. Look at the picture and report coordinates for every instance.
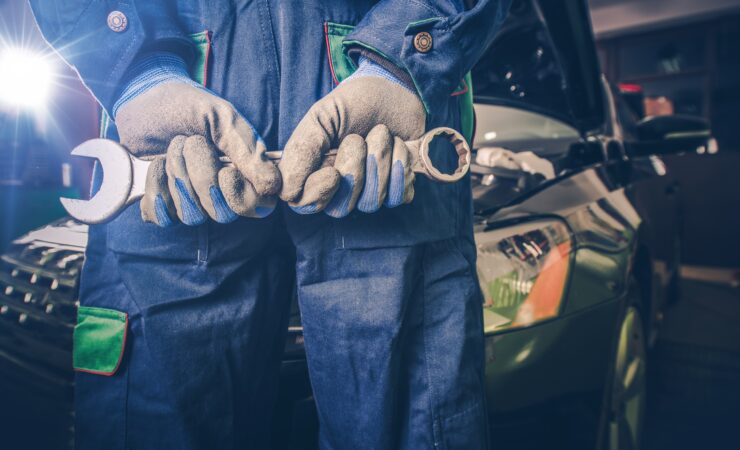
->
[278,57,424,217]
[113,52,280,226]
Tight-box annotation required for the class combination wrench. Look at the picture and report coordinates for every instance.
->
[60,127,471,224]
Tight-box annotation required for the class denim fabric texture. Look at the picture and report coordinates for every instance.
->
[294,231,488,449]
[29,0,511,448]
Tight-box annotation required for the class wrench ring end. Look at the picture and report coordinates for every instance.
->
[418,127,471,183]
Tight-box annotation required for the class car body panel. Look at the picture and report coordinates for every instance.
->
[473,166,642,448]
[466,2,680,446]
[485,296,620,414]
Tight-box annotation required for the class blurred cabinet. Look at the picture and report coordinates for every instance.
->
[619,31,706,79]
[598,14,740,152]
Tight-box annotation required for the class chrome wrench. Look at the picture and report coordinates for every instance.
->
[60,127,471,224]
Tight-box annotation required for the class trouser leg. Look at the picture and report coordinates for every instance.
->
[75,222,294,450]
[295,234,488,449]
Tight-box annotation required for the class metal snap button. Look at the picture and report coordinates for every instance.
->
[414,32,433,53]
[107,11,128,33]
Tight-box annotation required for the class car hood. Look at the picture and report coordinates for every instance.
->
[472,0,604,134]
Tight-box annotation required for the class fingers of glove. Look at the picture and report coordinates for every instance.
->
[140,156,177,227]
[288,167,341,215]
[182,135,238,224]
[165,136,207,226]
[209,102,281,196]
[279,108,333,202]
[324,134,367,218]
[385,137,415,208]
[217,166,277,218]
[357,125,393,213]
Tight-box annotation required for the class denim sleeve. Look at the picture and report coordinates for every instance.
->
[344,0,512,115]
[27,0,193,114]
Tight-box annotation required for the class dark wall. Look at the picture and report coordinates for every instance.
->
[663,153,740,267]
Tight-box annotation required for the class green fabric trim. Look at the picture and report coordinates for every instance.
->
[188,31,210,85]
[99,110,110,138]
[459,72,474,144]
[326,23,357,83]
[73,306,127,375]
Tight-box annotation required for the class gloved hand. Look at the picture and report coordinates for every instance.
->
[278,57,425,217]
[113,52,280,226]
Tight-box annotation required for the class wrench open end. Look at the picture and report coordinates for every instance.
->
[60,139,135,224]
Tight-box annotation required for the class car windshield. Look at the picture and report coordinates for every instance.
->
[474,105,580,160]
[471,0,574,125]
[469,0,590,214]
[470,104,582,214]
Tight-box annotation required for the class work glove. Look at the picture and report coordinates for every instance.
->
[278,57,425,218]
[112,52,280,227]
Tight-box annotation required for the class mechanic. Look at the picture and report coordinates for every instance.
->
[30,1,510,449]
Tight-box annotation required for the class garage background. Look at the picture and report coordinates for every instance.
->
[592,0,740,271]
[590,2,740,448]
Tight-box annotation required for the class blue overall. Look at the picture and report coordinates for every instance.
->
[30,1,510,448]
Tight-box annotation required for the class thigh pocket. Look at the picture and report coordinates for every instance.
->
[73,306,128,376]
[441,401,488,450]
[74,306,130,449]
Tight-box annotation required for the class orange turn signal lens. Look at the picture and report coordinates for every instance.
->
[476,220,572,333]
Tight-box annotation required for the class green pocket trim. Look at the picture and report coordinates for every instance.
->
[325,22,357,84]
[99,110,111,139]
[457,72,474,144]
[188,30,211,85]
[73,306,128,376]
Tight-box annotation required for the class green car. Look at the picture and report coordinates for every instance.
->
[0,1,712,449]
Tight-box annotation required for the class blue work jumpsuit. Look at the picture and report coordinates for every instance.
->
[30,1,510,448]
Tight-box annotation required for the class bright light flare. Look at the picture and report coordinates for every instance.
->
[0,47,54,108]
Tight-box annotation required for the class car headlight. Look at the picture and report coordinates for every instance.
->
[476,219,573,333]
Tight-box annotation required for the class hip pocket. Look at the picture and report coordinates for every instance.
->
[105,203,206,262]
[73,306,128,376]
[441,401,488,450]
[74,306,129,450]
